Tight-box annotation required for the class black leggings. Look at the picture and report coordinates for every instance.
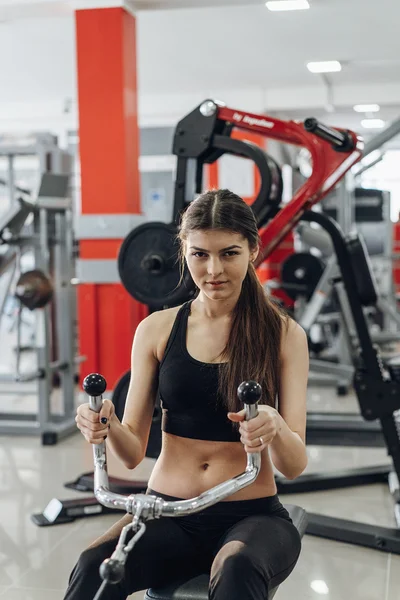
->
[63,489,302,600]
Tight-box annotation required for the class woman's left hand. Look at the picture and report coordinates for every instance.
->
[227,406,279,453]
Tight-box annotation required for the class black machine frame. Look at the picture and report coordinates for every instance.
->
[276,210,400,553]
[171,110,283,230]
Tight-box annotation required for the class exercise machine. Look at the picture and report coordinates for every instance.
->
[283,118,400,448]
[0,173,82,444]
[84,374,307,600]
[117,104,361,308]
[276,208,400,553]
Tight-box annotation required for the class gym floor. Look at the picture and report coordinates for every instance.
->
[1,381,399,600]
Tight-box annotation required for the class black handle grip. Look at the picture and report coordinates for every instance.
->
[304,118,355,152]
[83,373,107,416]
[83,373,107,396]
[237,380,262,405]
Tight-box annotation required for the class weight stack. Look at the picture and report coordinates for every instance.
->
[257,231,295,308]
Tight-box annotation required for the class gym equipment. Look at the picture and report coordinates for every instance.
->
[0,132,72,202]
[276,209,400,554]
[293,119,400,398]
[0,200,31,327]
[171,101,285,230]
[15,269,53,310]
[304,117,355,151]
[83,374,307,600]
[280,252,325,301]
[296,248,400,443]
[298,189,400,393]
[0,177,31,198]
[118,222,196,308]
[281,249,354,393]
[0,197,33,241]
[116,99,361,308]
[173,101,359,242]
[0,173,81,443]
[31,368,161,526]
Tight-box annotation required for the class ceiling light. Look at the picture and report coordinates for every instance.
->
[361,119,386,129]
[307,61,342,73]
[266,1,310,12]
[310,580,329,595]
[353,104,380,113]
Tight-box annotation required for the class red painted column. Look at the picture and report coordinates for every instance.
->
[393,222,400,299]
[75,7,147,388]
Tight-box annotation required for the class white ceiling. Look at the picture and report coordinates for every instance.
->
[132,0,265,7]
[0,0,399,142]
[136,0,400,92]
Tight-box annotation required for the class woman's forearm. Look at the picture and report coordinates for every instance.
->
[269,411,308,480]
[106,414,145,469]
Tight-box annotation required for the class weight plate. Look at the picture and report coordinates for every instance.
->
[118,222,196,308]
[281,252,325,301]
[15,269,53,310]
[112,370,162,459]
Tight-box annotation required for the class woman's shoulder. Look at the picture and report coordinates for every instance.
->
[137,303,188,362]
[280,315,307,357]
[141,303,186,329]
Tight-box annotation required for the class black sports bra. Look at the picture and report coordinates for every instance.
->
[158,301,240,442]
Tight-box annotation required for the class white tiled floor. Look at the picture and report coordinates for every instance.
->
[0,382,400,600]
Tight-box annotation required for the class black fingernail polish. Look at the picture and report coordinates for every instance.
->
[101,417,108,424]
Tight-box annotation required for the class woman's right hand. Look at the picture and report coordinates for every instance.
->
[75,399,116,444]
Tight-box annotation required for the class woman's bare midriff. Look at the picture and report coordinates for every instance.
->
[148,305,278,501]
[147,431,278,501]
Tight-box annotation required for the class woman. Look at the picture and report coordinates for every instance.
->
[65,188,309,600]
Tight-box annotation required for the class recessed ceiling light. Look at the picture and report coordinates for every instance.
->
[307,61,342,73]
[361,119,386,129]
[353,104,380,113]
[266,1,310,12]
[310,580,329,595]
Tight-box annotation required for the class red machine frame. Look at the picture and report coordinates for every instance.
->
[214,104,364,265]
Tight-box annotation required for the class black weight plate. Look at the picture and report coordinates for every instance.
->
[118,222,196,308]
[281,252,325,301]
[112,370,162,459]
[15,269,53,310]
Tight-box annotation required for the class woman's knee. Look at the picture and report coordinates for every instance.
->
[75,546,105,578]
[211,541,260,581]
[64,546,113,600]
[209,542,267,599]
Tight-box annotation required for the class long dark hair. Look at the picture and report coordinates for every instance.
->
[178,189,289,413]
